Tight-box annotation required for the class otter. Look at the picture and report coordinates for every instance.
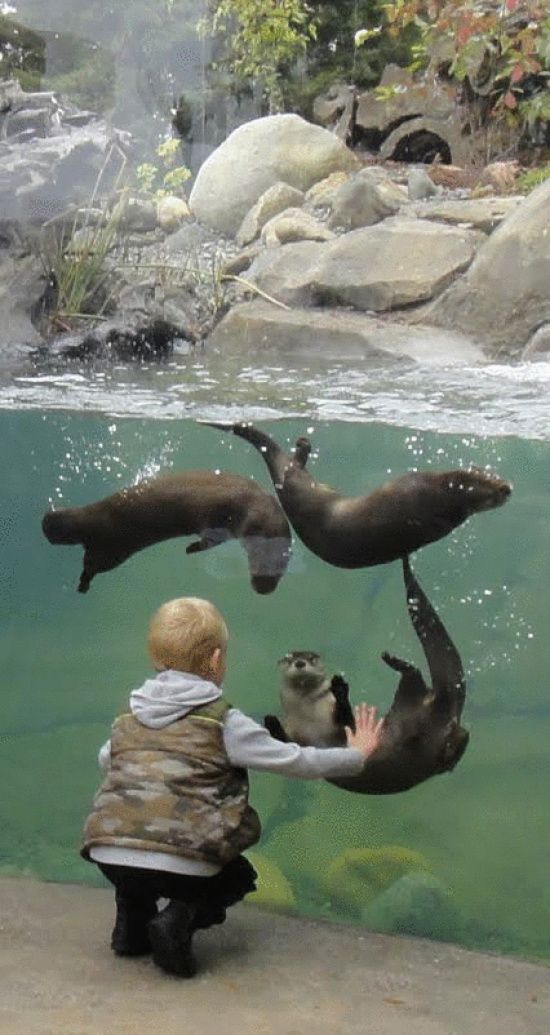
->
[41,469,291,595]
[202,421,512,569]
[265,557,469,795]
[265,651,355,748]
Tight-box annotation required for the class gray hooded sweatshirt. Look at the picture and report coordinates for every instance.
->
[90,669,364,876]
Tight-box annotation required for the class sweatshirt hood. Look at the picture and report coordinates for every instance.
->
[130,669,222,728]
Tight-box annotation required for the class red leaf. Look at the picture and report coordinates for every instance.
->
[510,63,524,84]
[457,22,473,46]
[504,90,518,109]
[505,0,519,10]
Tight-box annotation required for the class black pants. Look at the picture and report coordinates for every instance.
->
[97,856,257,974]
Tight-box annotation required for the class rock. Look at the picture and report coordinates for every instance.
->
[362,872,459,940]
[406,196,524,234]
[188,113,359,235]
[408,167,441,201]
[236,182,305,247]
[0,254,45,346]
[208,299,485,365]
[156,195,190,233]
[482,160,520,192]
[354,64,469,164]
[220,245,262,278]
[328,168,408,230]
[521,324,550,361]
[312,82,356,142]
[261,208,335,247]
[112,195,157,233]
[427,178,550,352]
[304,171,351,210]
[245,852,296,914]
[248,218,478,311]
[322,845,430,917]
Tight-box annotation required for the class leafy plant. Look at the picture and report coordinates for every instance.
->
[202,0,317,112]
[378,0,550,138]
[38,146,128,334]
[136,138,191,199]
[517,162,550,191]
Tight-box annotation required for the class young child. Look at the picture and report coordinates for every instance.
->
[82,597,384,978]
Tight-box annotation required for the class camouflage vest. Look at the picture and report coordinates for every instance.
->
[82,698,261,867]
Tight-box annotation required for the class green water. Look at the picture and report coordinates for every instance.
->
[1,411,549,960]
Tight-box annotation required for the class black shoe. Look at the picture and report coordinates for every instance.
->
[194,903,226,930]
[148,901,198,977]
[111,897,157,957]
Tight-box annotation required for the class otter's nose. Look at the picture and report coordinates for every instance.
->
[294,658,306,669]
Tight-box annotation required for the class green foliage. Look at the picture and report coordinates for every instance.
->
[39,146,128,333]
[44,48,116,114]
[381,0,550,142]
[517,163,550,192]
[136,138,191,199]
[203,0,317,110]
[0,13,45,86]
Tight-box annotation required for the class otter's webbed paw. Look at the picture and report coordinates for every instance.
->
[330,674,355,731]
[78,568,92,593]
[381,651,418,676]
[264,715,289,742]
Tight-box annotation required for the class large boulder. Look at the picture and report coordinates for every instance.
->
[247,218,478,311]
[208,300,485,365]
[426,179,550,351]
[189,114,359,235]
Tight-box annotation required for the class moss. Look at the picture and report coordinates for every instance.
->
[245,852,296,914]
[323,844,430,916]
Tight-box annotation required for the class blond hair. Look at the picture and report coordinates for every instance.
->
[147,597,228,677]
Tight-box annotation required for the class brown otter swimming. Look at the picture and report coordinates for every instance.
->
[41,470,292,594]
[203,422,512,568]
[265,557,469,794]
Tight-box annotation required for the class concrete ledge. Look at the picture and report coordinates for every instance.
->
[0,876,548,1035]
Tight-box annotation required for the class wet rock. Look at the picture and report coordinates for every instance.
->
[328,167,408,230]
[189,113,359,235]
[362,872,459,940]
[521,324,550,361]
[248,218,478,311]
[236,182,305,247]
[0,80,131,236]
[208,299,485,365]
[261,208,335,247]
[406,196,524,234]
[0,254,44,346]
[426,178,550,353]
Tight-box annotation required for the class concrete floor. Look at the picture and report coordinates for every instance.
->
[0,876,548,1035]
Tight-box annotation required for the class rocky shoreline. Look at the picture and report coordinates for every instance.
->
[1,89,549,369]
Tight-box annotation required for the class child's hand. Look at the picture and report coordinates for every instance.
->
[345,703,384,759]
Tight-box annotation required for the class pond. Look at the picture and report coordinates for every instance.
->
[1,358,549,963]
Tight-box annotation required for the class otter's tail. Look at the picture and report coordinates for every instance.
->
[402,556,466,717]
[200,421,291,486]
